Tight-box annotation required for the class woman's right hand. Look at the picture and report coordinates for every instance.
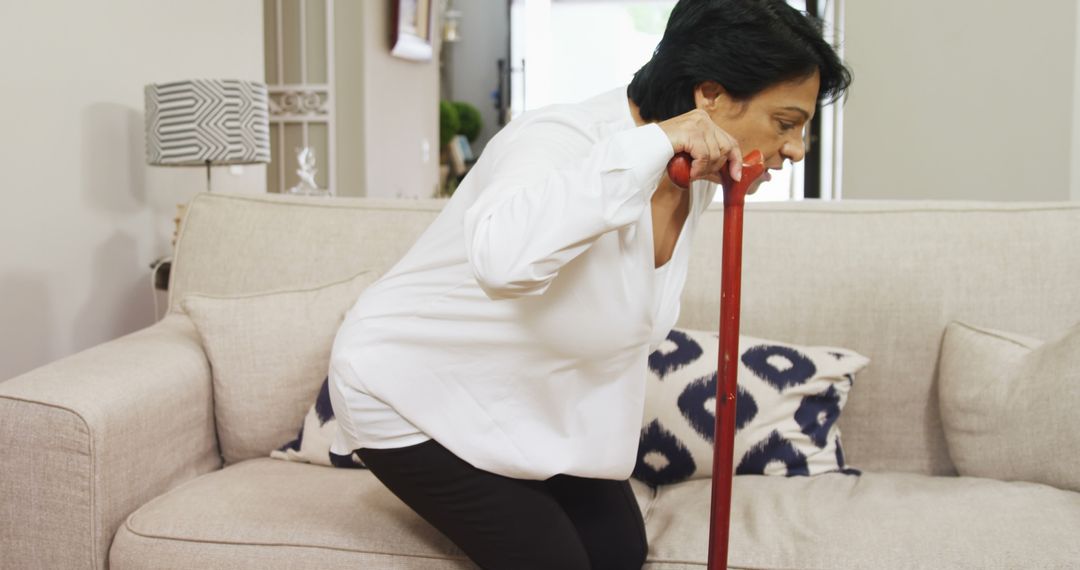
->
[658,109,742,184]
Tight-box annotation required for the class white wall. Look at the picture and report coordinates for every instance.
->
[0,0,265,381]
[842,1,1078,201]
[360,1,441,199]
[334,0,366,198]
[1073,0,1080,202]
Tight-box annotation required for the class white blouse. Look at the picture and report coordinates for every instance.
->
[328,86,717,480]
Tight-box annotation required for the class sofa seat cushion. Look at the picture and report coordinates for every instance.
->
[644,471,1080,569]
[109,457,657,569]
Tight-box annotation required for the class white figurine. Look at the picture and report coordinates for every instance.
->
[287,147,327,196]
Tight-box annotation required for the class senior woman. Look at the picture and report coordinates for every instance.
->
[328,0,852,568]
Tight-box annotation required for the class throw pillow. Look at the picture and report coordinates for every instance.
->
[181,268,378,465]
[271,375,365,468]
[634,328,869,486]
[938,321,1080,493]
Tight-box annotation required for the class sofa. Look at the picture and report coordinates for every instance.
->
[3,191,1079,569]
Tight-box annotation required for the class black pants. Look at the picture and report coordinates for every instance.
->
[357,439,648,570]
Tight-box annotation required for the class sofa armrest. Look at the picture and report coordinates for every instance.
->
[0,312,220,570]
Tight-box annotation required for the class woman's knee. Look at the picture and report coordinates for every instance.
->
[592,531,647,570]
[510,542,591,570]
[583,505,647,570]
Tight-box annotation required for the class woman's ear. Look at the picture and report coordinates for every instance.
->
[696,81,749,118]
[694,81,726,111]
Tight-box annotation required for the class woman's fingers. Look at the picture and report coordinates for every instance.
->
[696,130,725,181]
[725,136,743,182]
[659,109,743,185]
[694,125,737,184]
[708,128,741,183]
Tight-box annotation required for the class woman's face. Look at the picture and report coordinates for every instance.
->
[695,72,821,177]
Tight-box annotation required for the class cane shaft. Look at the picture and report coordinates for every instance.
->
[707,149,764,570]
[707,192,744,570]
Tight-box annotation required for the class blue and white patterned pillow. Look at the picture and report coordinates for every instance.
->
[270,376,366,469]
[633,328,869,486]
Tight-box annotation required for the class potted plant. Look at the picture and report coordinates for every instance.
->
[439,100,483,197]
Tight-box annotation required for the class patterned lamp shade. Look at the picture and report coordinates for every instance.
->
[145,79,270,166]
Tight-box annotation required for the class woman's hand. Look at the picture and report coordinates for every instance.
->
[658,109,742,184]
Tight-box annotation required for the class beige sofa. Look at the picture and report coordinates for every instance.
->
[3,192,1079,569]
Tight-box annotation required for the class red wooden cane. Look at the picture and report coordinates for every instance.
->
[667,150,766,570]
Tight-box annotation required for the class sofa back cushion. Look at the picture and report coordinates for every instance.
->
[168,194,442,317]
[171,194,1080,475]
[683,200,1080,475]
[181,269,378,465]
[938,321,1080,492]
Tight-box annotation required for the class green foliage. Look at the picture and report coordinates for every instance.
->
[439,100,460,148]
[452,101,483,143]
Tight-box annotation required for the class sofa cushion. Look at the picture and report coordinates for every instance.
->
[644,472,1080,569]
[181,268,378,465]
[171,196,1080,477]
[634,328,868,486]
[108,458,1080,570]
[108,458,656,570]
[681,201,1080,477]
[938,321,1080,493]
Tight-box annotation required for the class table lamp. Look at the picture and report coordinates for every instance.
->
[144,78,270,192]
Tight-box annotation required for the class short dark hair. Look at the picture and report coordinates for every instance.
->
[628,0,853,121]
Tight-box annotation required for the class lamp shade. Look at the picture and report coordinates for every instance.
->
[145,79,270,166]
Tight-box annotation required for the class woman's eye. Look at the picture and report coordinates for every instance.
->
[778,121,795,132]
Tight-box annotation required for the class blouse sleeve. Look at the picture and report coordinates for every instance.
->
[463,116,674,300]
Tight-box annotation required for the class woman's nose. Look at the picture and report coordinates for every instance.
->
[782,135,806,163]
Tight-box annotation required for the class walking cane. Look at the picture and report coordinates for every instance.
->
[667,149,766,570]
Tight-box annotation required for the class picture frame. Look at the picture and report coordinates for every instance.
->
[390,0,435,61]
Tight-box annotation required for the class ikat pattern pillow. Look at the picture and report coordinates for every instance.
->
[634,328,869,486]
[271,375,366,469]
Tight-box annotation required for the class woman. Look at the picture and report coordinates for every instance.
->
[328,1,851,568]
